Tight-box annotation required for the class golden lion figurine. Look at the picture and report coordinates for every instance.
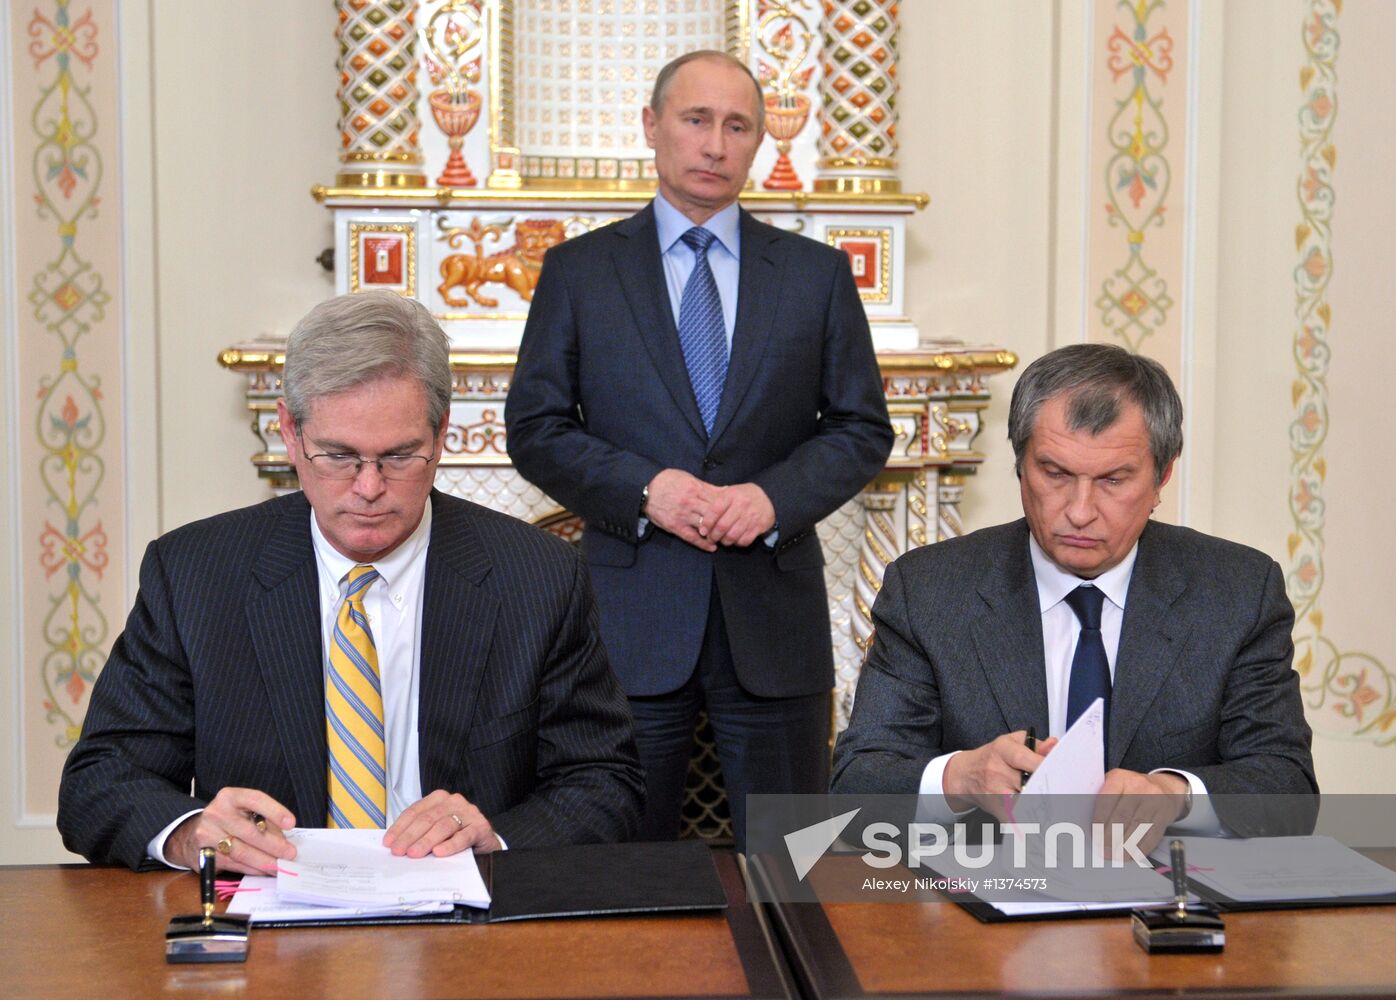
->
[438,218,566,308]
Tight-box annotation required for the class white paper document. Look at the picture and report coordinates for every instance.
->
[233,828,492,917]
[1149,835,1396,903]
[227,875,455,924]
[936,701,1181,916]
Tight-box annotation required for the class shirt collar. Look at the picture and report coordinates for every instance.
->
[1028,531,1138,615]
[311,498,433,592]
[653,192,741,260]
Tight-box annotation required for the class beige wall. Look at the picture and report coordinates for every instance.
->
[3,0,1392,863]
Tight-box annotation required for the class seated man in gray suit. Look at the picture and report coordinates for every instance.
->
[59,291,643,872]
[832,343,1316,848]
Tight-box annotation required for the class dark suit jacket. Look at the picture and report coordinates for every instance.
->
[832,519,1317,808]
[505,203,893,698]
[58,491,644,870]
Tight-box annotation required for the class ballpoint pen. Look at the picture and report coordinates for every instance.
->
[1020,726,1036,790]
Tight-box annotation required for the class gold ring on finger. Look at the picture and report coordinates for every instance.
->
[450,813,465,829]
[216,836,235,855]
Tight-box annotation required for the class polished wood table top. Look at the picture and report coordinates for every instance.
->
[762,853,1396,998]
[1,854,790,1000]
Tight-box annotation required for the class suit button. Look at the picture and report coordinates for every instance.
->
[702,458,720,470]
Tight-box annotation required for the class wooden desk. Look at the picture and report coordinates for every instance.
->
[0,853,791,999]
[761,856,1396,998]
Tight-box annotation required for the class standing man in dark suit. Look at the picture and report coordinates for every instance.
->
[59,290,642,872]
[506,51,893,851]
[833,343,1316,848]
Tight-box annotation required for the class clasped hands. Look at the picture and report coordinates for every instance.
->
[167,787,502,875]
[942,731,1189,856]
[644,469,775,552]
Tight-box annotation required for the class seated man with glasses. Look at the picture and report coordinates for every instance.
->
[58,290,643,872]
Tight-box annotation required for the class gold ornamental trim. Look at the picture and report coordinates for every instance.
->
[813,176,902,195]
[348,222,417,296]
[827,227,891,304]
[818,156,898,171]
[341,150,424,165]
[877,350,1018,374]
[335,171,430,190]
[220,349,521,372]
[313,183,929,209]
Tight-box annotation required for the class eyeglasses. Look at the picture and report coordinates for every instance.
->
[298,433,436,481]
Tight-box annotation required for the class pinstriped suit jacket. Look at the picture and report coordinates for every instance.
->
[58,490,643,870]
[832,519,1317,805]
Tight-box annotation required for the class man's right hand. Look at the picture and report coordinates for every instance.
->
[644,469,721,552]
[942,731,1058,817]
[165,787,297,875]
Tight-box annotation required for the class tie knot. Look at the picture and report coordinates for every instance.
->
[681,226,717,255]
[1064,585,1105,630]
[346,564,379,601]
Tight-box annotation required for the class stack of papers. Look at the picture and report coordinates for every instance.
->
[227,828,491,924]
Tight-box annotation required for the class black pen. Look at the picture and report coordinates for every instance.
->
[1020,726,1037,790]
[1170,839,1189,918]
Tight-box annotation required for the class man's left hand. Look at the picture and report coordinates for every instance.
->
[699,483,776,548]
[1092,769,1189,858]
[383,790,502,858]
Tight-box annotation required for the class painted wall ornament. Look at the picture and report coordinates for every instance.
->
[1094,1,1176,351]
[755,0,816,191]
[437,216,565,308]
[422,0,485,187]
[1286,1,1395,744]
[26,0,112,746]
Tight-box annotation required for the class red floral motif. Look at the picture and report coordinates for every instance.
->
[1302,248,1328,280]
[38,520,109,579]
[1106,25,1174,83]
[1298,326,1319,359]
[1302,166,1323,203]
[27,7,99,69]
[65,671,86,704]
[1335,670,1380,723]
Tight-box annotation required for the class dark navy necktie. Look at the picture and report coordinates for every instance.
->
[677,227,728,435]
[1064,585,1111,746]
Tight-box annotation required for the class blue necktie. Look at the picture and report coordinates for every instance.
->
[677,227,728,435]
[1064,585,1111,753]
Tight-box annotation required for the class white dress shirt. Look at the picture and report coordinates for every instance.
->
[917,534,1220,834]
[148,505,433,867]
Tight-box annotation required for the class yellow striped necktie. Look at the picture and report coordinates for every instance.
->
[326,564,387,828]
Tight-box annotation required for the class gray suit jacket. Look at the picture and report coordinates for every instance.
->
[506,203,893,698]
[58,491,644,870]
[832,519,1316,805]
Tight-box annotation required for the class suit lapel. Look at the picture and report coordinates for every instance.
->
[246,494,329,825]
[708,210,783,448]
[416,493,499,797]
[611,205,708,440]
[1109,524,1190,768]
[969,523,1051,735]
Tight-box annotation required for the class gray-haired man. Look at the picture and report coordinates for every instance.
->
[59,290,643,871]
[832,343,1315,848]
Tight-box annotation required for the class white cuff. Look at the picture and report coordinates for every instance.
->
[1150,768,1224,836]
[915,752,976,827]
[147,809,203,870]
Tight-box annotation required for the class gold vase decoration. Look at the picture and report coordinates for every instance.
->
[762,91,811,190]
[430,87,482,187]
